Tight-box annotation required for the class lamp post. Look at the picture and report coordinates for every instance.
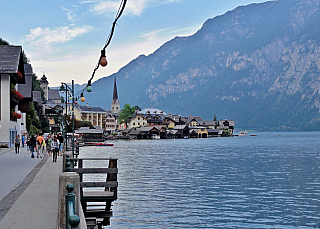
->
[59,80,75,158]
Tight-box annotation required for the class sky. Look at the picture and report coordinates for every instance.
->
[0,0,267,87]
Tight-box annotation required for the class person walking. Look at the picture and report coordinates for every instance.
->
[21,135,25,147]
[46,134,53,157]
[51,137,60,163]
[36,134,44,158]
[14,134,20,154]
[42,138,46,154]
[26,137,31,153]
[57,133,64,156]
[30,135,36,158]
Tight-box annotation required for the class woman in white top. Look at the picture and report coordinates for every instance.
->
[51,137,60,163]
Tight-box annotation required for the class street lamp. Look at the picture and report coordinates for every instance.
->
[59,80,75,158]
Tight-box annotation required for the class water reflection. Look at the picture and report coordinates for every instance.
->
[80,132,320,228]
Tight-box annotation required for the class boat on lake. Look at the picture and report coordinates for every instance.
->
[85,142,114,146]
[238,131,248,136]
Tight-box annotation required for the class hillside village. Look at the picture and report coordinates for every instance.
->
[0,45,235,147]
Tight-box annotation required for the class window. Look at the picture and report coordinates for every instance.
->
[138,117,140,120]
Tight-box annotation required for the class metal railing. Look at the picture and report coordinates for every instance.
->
[65,184,80,229]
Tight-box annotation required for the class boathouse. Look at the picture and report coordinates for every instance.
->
[75,127,104,142]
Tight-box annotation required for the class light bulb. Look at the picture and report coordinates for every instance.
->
[100,49,108,67]
[80,92,85,102]
[86,80,92,92]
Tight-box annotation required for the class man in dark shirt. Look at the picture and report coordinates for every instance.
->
[57,133,64,155]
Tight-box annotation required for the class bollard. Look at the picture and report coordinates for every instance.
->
[68,215,80,229]
[66,155,71,172]
[65,184,80,229]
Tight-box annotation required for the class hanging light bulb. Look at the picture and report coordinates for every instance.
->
[80,92,85,102]
[100,49,108,67]
[86,80,92,92]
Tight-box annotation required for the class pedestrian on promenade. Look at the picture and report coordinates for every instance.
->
[21,134,25,147]
[51,137,60,163]
[14,134,20,154]
[36,134,44,158]
[42,138,46,154]
[30,135,36,158]
[46,134,53,157]
[57,133,64,156]
[26,137,31,153]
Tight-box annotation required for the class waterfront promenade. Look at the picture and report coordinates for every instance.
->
[0,146,62,228]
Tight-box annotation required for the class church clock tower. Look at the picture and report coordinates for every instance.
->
[40,73,49,101]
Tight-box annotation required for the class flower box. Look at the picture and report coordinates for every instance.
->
[10,111,22,121]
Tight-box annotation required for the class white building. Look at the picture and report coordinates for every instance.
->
[0,46,26,147]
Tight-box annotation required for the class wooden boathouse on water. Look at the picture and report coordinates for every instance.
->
[75,127,104,142]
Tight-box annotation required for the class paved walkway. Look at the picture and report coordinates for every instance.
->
[0,146,63,228]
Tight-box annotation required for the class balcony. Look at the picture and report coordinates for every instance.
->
[10,71,23,84]
[11,90,23,104]
[10,111,21,122]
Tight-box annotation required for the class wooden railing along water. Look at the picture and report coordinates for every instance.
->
[68,157,118,227]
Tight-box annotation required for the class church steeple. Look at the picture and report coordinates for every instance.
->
[40,73,49,100]
[111,75,120,113]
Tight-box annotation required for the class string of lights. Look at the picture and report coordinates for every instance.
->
[78,0,127,102]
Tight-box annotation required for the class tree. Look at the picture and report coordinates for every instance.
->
[0,38,9,45]
[26,102,41,135]
[40,117,50,133]
[118,104,137,127]
[213,114,218,128]
[222,130,231,137]
[132,105,141,111]
[80,121,94,129]
[32,74,45,101]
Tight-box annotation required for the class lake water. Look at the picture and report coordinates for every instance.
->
[80,132,320,228]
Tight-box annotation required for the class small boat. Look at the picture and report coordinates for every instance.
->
[151,134,160,139]
[85,142,114,146]
[238,131,248,136]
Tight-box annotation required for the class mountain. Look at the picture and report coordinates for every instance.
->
[84,0,320,131]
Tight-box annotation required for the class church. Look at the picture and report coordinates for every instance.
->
[63,75,121,132]
[105,75,124,133]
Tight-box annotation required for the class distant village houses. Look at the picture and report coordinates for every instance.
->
[122,109,235,139]
[0,45,235,148]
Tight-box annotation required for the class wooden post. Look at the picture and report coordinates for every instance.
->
[105,158,117,195]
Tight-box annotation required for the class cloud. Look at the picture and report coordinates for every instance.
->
[61,6,77,21]
[30,24,198,87]
[91,0,180,16]
[21,25,94,60]
[23,25,92,45]
[92,0,147,16]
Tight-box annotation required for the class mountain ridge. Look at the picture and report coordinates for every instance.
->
[83,0,320,131]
